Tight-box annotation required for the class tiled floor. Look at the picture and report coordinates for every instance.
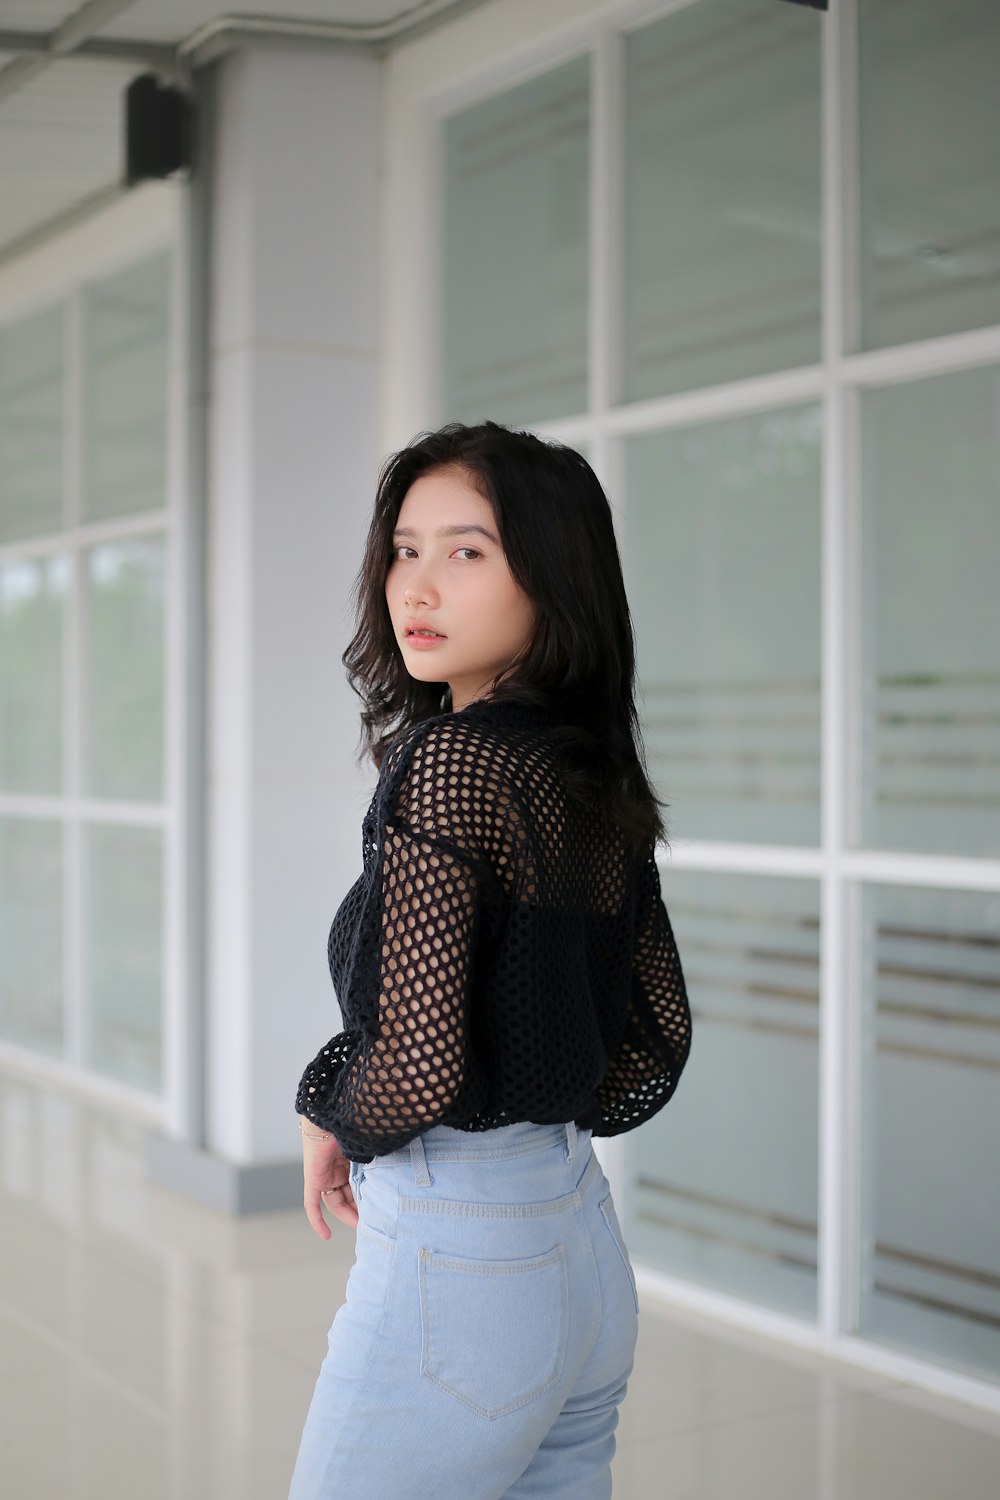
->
[2,1071,998,1499]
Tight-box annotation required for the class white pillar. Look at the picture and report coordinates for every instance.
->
[149,44,381,1211]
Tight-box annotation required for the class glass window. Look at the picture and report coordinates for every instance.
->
[83,824,163,1093]
[425,0,1000,1388]
[624,869,820,1319]
[0,304,64,544]
[625,404,822,846]
[82,538,166,803]
[0,247,173,1101]
[859,883,1000,1380]
[622,0,822,402]
[82,252,171,522]
[0,555,68,795]
[859,363,1000,858]
[858,0,1000,352]
[443,55,589,425]
[0,818,63,1056]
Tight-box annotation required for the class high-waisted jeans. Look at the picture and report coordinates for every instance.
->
[287,1119,639,1500]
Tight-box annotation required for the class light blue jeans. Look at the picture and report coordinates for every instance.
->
[288,1119,639,1499]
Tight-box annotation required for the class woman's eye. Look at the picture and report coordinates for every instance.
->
[393,545,480,561]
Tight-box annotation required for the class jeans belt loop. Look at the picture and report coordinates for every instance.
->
[409,1132,432,1186]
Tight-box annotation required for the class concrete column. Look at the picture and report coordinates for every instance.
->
[149,44,381,1211]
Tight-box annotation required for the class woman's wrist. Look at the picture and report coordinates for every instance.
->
[298,1115,335,1141]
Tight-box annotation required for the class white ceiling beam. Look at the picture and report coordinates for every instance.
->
[0,1,149,102]
[0,28,174,67]
[50,0,139,55]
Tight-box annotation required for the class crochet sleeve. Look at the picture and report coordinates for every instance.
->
[592,851,692,1136]
[295,723,492,1160]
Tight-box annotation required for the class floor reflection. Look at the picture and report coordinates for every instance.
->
[1,1071,997,1499]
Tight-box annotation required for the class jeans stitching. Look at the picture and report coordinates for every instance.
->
[419,1245,566,1275]
[398,1191,582,1218]
[600,1194,640,1316]
[357,1220,394,1250]
[380,1124,585,1167]
[417,1139,566,1163]
[395,1150,601,1221]
[418,1244,569,1419]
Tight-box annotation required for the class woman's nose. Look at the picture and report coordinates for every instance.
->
[405,570,439,605]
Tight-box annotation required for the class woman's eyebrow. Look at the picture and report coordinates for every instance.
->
[393,523,500,544]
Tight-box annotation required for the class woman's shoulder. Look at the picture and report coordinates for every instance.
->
[374,699,553,849]
[377,707,480,788]
[380,698,554,788]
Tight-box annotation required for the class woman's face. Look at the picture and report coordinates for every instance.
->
[385,466,536,712]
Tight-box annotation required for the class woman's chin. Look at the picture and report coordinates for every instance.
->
[404,663,449,687]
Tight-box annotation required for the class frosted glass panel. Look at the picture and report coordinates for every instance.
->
[0,554,68,794]
[0,303,64,542]
[859,365,1000,857]
[622,0,821,402]
[83,824,163,1092]
[859,0,1000,351]
[0,818,63,1055]
[82,538,165,801]
[82,252,170,521]
[443,56,589,425]
[625,405,822,845]
[624,870,819,1319]
[859,884,1000,1380]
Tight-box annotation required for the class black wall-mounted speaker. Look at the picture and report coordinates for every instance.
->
[124,74,192,187]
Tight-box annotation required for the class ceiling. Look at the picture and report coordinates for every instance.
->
[0,0,486,265]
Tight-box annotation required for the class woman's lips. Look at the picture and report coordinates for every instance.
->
[405,630,447,649]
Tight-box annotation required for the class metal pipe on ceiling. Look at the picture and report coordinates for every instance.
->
[178,0,494,64]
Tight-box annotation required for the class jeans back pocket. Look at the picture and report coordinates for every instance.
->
[418,1243,569,1419]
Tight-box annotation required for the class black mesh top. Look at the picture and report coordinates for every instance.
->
[295,695,692,1162]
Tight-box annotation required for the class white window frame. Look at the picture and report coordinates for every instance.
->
[0,185,192,1135]
[397,0,1000,1412]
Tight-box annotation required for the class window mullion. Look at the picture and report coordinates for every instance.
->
[589,24,623,437]
[818,0,860,1341]
[65,287,84,1071]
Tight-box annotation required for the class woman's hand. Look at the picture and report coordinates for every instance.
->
[299,1120,359,1238]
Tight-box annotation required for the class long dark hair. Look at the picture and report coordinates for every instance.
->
[342,420,668,856]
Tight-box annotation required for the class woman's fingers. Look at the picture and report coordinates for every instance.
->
[321,1184,360,1229]
[304,1183,358,1236]
[300,1130,344,1239]
[304,1184,332,1240]
[300,1128,360,1236]
[303,1172,359,1236]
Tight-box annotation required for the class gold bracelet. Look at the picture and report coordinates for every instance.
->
[298,1120,333,1141]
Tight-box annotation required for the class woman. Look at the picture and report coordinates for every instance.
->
[289,421,692,1500]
